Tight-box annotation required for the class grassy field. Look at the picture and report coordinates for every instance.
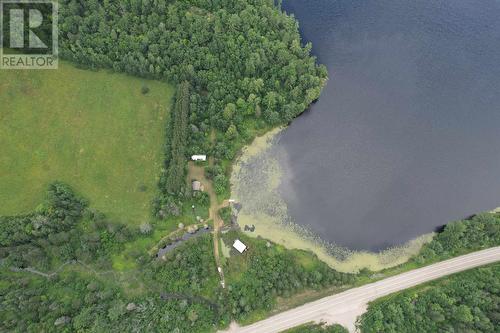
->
[0,61,173,225]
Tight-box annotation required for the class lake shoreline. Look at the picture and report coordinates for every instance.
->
[230,128,437,273]
[229,0,500,272]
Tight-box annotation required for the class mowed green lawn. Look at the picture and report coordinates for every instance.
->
[0,61,173,224]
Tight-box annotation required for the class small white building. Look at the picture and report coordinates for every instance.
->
[232,239,247,253]
[191,155,207,161]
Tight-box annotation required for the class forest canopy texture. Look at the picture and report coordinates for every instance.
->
[60,0,327,156]
[2,1,500,332]
[358,264,500,333]
[58,0,327,215]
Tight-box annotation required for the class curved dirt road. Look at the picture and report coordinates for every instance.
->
[222,246,500,333]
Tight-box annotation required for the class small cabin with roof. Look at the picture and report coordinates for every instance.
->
[232,239,247,253]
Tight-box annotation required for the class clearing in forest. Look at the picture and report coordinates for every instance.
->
[0,61,173,224]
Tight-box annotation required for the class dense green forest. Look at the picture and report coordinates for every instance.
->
[1,185,499,331]
[220,230,355,320]
[59,0,325,128]
[358,264,500,332]
[0,182,133,271]
[59,0,327,208]
[412,213,500,264]
[1,269,220,332]
[163,81,191,196]
[0,184,356,332]
[0,182,86,248]
[154,81,192,218]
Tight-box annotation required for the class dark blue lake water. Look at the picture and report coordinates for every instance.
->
[278,0,500,251]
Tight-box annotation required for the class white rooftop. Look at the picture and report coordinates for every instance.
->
[191,155,207,161]
[232,239,247,253]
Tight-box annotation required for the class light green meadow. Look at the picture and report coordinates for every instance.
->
[0,61,173,225]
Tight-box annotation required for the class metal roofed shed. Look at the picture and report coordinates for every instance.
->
[191,155,207,161]
[232,239,247,253]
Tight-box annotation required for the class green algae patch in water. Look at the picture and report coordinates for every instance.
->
[230,129,433,273]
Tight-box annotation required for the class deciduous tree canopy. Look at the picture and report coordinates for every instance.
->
[59,0,327,208]
[358,264,500,333]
